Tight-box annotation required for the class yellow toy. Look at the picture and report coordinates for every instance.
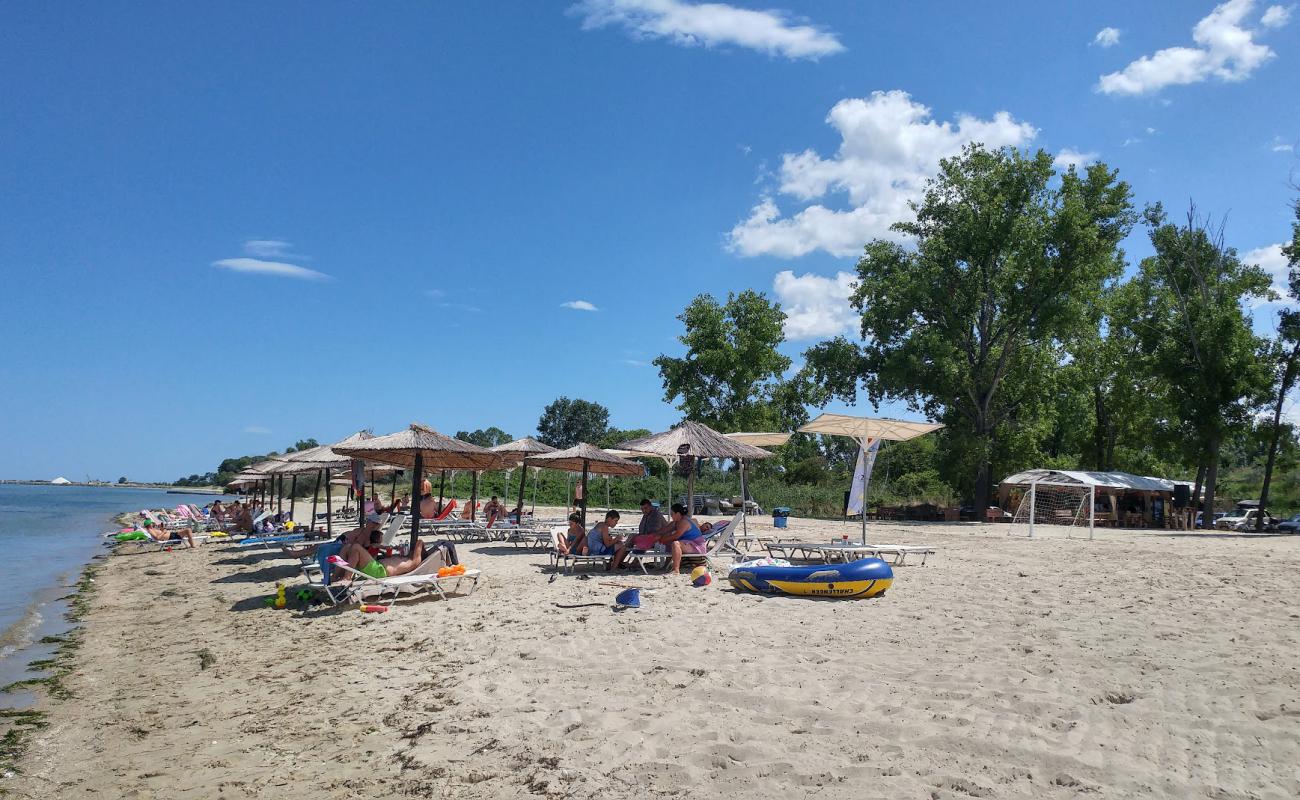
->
[273,584,287,609]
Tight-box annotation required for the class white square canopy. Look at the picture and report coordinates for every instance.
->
[798,413,944,442]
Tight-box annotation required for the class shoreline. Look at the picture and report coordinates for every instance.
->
[7,517,1300,798]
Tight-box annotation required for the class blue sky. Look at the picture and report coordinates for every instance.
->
[1,0,1297,481]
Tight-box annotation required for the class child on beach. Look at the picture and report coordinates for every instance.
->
[586,510,622,557]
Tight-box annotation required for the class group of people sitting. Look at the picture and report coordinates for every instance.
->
[556,499,714,573]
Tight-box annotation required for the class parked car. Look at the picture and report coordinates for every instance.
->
[1276,513,1300,533]
[1194,511,1229,528]
[1214,509,1278,531]
[676,494,724,515]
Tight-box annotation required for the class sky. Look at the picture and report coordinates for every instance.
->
[1,0,1297,481]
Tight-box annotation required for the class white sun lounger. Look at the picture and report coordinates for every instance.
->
[764,541,935,565]
[308,552,481,607]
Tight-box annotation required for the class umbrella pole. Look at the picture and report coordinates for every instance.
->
[687,464,695,517]
[861,438,869,545]
[391,471,399,505]
[438,470,446,510]
[408,455,424,552]
[531,468,537,513]
[605,475,610,508]
[740,459,748,538]
[356,463,366,528]
[325,476,333,537]
[566,473,572,514]
[516,465,528,523]
[580,460,590,526]
[310,469,320,533]
[470,471,479,523]
[276,474,283,517]
[668,470,673,512]
[289,474,297,524]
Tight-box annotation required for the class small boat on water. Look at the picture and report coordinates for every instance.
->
[728,557,893,599]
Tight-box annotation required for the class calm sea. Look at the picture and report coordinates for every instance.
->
[0,483,226,704]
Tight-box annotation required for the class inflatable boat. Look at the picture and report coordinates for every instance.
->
[728,557,893,598]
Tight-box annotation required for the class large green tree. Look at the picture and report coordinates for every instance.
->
[536,398,610,448]
[654,290,803,432]
[1255,199,1300,528]
[1127,204,1272,523]
[455,427,513,448]
[815,145,1135,510]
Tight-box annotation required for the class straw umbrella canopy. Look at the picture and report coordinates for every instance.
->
[798,413,945,543]
[524,443,644,525]
[333,423,508,549]
[618,421,773,520]
[491,438,558,519]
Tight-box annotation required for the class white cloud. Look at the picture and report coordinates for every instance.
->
[1262,4,1293,26]
[244,425,272,435]
[1053,148,1099,170]
[213,258,331,281]
[621,358,649,366]
[773,270,858,340]
[1271,136,1295,152]
[561,300,599,311]
[242,239,292,258]
[728,90,1037,258]
[1243,243,1291,305]
[1097,0,1287,96]
[1093,27,1121,47]
[569,0,844,60]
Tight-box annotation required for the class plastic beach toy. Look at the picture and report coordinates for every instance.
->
[273,584,287,609]
[690,566,711,587]
[614,588,640,608]
[360,604,388,613]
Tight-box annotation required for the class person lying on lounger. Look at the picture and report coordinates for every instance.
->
[556,513,586,555]
[586,510,622,557]
[281,518,381,557]
[141,520,196,548]
[334,538,427,582]
[660,503,708,574]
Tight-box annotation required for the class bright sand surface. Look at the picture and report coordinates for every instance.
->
[11,512,1300,799]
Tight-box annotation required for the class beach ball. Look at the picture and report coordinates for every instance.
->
[690,566,711,587]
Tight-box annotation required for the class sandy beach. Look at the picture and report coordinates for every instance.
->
[10,513,1300,799]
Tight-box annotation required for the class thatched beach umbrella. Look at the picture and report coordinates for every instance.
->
[524,443,644,525]
[618,421,773,524]
[798,413,944,543]
[333,423,506,550]
[491,437,558,520]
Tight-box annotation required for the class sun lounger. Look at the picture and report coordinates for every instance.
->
[547,528,618,574]
[764,541,935,565]
[304,548,481,607]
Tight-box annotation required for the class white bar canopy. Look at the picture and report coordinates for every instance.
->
[725,432,792,447]
[798,413,944,442]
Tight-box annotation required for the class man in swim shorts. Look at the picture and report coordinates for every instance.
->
[335,538,427,582]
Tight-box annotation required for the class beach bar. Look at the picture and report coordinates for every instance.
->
[998,469,1195,529]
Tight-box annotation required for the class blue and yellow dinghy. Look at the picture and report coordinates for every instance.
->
[728,557,893,598]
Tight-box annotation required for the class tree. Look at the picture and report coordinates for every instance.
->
[654,290,803,432]
[817,145,1135,510]
[599,428,651,449]
[1257,199,1300,528]
[1128,204,1272,525]
[293,438,319,451]
[536,398,610,448]
[117,476,128,484]
[455,427,513,448]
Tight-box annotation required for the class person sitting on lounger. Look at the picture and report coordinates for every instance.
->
[334,538,427,582]
[556,513,586,555]
[141,520,196,548]
[661,503,707,574]
[484,496,505,527]
[609,499,670,570]
[586,510,622,557]
[229,501,253,532]
[209,500,227,523]
[281,518,381,557]
[419,492,443,520]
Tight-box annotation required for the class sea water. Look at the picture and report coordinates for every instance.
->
[0,484,224,706]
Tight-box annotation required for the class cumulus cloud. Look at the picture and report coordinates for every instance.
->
[773,270,858,339]
[1261,4,1293,26]
[1243,243,1291,305]
[1093,27,1121,47]
[242,239,292,258]
[569,0,844,59]
[1053,148,1099,170]
[213,258,331,281]
[561,300,599,311]
[1097,0,1288,96]
[728,90,1037,258]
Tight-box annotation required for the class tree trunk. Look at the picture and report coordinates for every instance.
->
[1191,462,1206,527]
[1202,435,1221,532]
[1258,343,1300,530]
